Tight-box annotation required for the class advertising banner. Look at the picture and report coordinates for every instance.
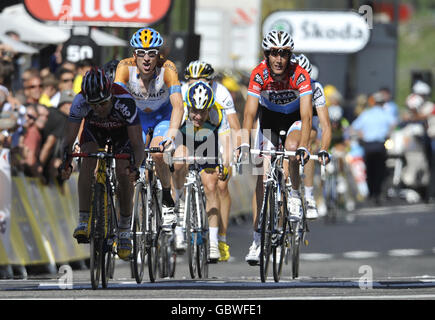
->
[263,11,370,53]
[24,0,172,26]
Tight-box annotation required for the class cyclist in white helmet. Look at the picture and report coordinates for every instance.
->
[172,81,232,262]
[180,60,241,261]
[238,30,315,265]
[286,53,332,219]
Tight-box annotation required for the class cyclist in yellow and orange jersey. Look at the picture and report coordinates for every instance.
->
[115,28,185,230]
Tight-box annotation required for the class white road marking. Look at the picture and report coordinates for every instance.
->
[342,251,380,259]
[388,249,424,257]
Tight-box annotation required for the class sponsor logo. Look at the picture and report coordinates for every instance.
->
[114,100,131,118]
[263,68,269,80]
[313,87,322,100]
[254,73,264,86]
[24,0,171,25]
[296,73,306,86]
[269,91,298,105]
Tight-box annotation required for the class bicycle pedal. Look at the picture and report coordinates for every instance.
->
[208,258,219,264]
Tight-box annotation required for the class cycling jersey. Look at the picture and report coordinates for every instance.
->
[114,58,182,138]
[180,102,230,170]
[69,83,140,152]
[181,81,237,116]
[248,59,313,149]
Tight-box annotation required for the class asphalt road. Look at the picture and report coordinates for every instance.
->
[1,201,435,308]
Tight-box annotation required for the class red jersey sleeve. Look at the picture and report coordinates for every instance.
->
[247,62,266,98]
[292,65,313,97]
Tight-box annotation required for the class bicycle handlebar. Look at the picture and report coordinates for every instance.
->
[250,149,319,161]
[70,152,131,160]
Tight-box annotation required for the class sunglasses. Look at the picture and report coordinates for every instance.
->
[135,49,159,58]
[268,49,291,58]
[25,84,43,90]
[26,113,37,120]
[89,96,111,107]
[61,78,74,83]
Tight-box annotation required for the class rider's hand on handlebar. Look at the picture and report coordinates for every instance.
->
[296,147,311,164]
[159,136,175,153]
[318,150,331,165]
[235,143,250,165]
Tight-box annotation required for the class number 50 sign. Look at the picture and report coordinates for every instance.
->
[61,35,101,63]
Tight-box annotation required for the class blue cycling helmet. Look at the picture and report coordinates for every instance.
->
[186,81,215,110]
[130,28,163,49]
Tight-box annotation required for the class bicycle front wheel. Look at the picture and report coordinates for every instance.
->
[147,189,160,283]
[132,182,147,284]
[259,183,273,283]
[273,187,289,282]
[186,187,198,279]
[89,182,105,290]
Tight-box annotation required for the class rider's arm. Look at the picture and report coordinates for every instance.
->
[242,94,259,146]
[164,60,184,142]
[127,124,145,169]
[316,106,332,152]
[299,94,313,150]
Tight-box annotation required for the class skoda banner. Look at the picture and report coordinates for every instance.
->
[263,11,370,53]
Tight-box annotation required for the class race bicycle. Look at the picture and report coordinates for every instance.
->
[131,147,176,283]
[70,140,131,289]
[250,141,323,282]
[169,155,221,279]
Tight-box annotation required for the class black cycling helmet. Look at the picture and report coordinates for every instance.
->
[81,67,112,104]
[102,59,120,82]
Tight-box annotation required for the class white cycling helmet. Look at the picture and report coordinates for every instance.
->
[328,105,343,122]
[296,54,312,76]
[412,80,431,96]
[186,81,215,110]
[262,30,294,51]
[406,93,424,110]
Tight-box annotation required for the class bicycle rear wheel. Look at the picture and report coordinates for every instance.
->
[259,183,273,283]
[197,189,208,279]
[132,182,147,283]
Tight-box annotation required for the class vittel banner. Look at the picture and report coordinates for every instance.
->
[263,11,370,53]
[24,0,172,26]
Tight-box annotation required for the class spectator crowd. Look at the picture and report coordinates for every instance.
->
[1,43,96,185]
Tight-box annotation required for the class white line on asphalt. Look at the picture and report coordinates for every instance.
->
[342,251,380,259]
[388,249,424,257]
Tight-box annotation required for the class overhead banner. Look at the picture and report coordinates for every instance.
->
[23,0,172,26]
[263,11,370,53]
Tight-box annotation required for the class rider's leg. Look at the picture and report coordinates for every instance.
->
[149,120,175,207]
[115,158,134,229]
[285,129,303,220]
[217,170,232,261]
[201,170,220,260]
[115,158,135,260]
[304,129,319,219]
[74,141,97,240]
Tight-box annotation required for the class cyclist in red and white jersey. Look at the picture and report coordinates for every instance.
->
[237,30,314,264]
